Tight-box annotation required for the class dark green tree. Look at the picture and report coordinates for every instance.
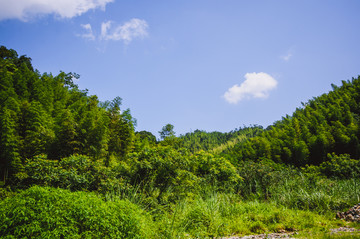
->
[0,105,21,183]
[107,97,136,160]
[159,124,175,140]
[19,101,54,159]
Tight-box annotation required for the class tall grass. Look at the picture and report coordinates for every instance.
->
[3,157,359,238]
[153,189,345,238]
[99,160,359,238]
[236,159,360,213]
[270,176,360,213]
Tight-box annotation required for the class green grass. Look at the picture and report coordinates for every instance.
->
[98,173,359,238]
[2,160,360,238]
[153,191,346,238]
[0,183,356,239]
[269,176,360,213]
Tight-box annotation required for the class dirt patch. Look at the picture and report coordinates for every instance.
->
[221,232,297,239]
[221,227,360,239]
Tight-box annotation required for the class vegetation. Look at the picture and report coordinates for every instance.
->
[224,79,360,167]
[1,46,360,238]
[179,126,264,153]
[0,186,154,238]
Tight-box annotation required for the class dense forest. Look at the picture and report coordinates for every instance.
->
[223,80,360,167]
[0,45,137,182]
[1,46,360,238]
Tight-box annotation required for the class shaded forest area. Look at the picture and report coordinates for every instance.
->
[1,46,360,238]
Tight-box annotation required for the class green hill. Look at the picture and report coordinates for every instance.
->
[0,46,136,182]
[178,126,263,153]
[223,78,360,167]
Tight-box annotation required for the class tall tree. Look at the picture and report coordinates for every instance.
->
[0,102,21,183]
[107,97,136,159]
[159,124,175,140]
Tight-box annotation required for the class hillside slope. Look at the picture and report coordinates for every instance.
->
[223,77,360,166]
[0,46,136,182]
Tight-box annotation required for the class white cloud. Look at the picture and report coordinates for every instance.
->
[101,21,112,38]
[79,23,95,40]
[100,18,148,44]
[224,72,278,104]
[0,0,113,21]
[280,48,295,61]
[281,52,292,61]
[76,19,149,45]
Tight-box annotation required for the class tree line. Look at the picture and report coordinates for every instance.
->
[223,77,360,167]
[0,46,136,183]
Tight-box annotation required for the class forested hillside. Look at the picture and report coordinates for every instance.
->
[1,46,360,238]
[223,78,360,167]
[179,126,264,153]
[0,46,242,201]
[0,46,136,182]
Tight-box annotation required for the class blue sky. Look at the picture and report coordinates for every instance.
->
[1,0,360,136]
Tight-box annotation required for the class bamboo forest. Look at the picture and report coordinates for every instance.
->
[1,46,360,238]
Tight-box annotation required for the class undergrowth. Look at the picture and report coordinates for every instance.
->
[1,157,359,238]
[153,191,345,238]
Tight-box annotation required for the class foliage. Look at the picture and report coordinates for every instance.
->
[0,46,136,182]
[179,126,263,153]
[314,153,360,179]
[14,154,124,193]
[0,186,154,238]
[236,159,293,199]
[155,191,344,238]
[2,45,360,238]
[226,77,360,167]
[136,131,157,143]
[13,149,241,206]
[159,123,176,140]
[119,147,241,204]
[234,159,360,213]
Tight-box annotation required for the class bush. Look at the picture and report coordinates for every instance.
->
[15,154,120,192]
[0,186,154,238]
[193,151,242,190]
[319,153,360,179]
[120,147,241,204]
[236,159,293,199]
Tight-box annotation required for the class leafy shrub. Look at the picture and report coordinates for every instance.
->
[193,150,242,189]
[17,154,60,187]
[122,146,199,203]
[0,186,15,200]
[0,186,154,238]
[319,153,360,179]
[120,147,242,203]
[236,159,293,199]
[16,154,122,192]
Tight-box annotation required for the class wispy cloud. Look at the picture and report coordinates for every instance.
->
[223,72,278,104]
[0,0,114,21]
[281,52,292,61]
[79,24,95,41]
[78,19,149,45]
[101,21,112,39]
[100,18,149,44]
[280,48,294,61]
